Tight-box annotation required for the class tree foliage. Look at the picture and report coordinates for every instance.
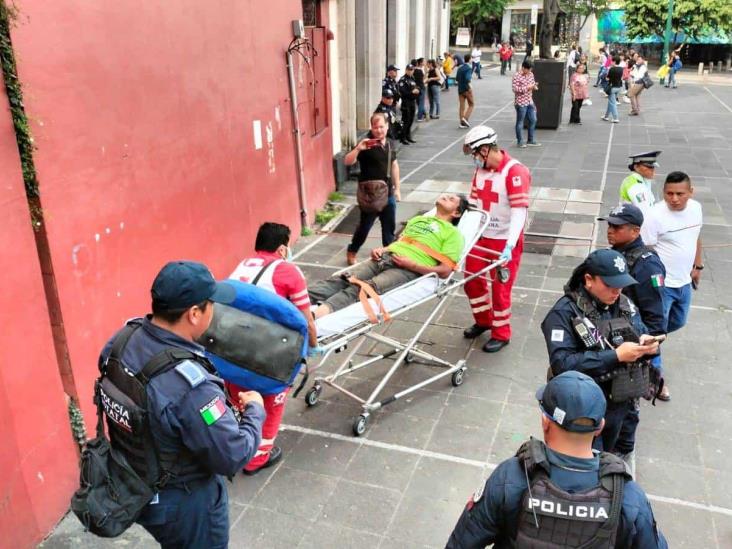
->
[451,0,511,44]
[624,0,732,41]
[560,0,611,31]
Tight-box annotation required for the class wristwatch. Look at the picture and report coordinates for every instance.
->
[693,264,704,270]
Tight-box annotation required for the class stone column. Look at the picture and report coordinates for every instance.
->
[338,0,357,146]
[355,0,387,130]
[438,0,451,54]
[387,0,409,69]
[409,0,425,59]
[501,9,512,43]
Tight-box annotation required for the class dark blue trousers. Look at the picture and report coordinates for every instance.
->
[593,399,638,454]
[137,475,229,549]
[347,195,397,254]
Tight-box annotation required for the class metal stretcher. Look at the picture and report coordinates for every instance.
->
[302,207,507,436]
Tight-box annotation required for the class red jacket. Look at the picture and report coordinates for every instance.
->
[499,46,513,61]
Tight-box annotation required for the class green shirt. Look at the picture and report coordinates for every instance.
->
[387,216,464,267]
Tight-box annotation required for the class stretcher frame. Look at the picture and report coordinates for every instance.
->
[302,207,507,436]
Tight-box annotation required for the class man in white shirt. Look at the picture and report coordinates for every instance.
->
[471,46,483,79]
[640,171,703,401]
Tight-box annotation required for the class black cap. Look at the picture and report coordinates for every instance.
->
[151,261,236,310]
[597,203,644,227]
[585,249,637,288]
[628,150,661,171]
[381,88,395,98]
[536,371,606,433]
[405,63,415,70]
[387,64,399,72]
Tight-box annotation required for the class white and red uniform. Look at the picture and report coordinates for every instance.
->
[227,251,310,471]
[465,151,531,341]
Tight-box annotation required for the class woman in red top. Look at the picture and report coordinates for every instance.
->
[499,42,513,75]
[568,63,590,124]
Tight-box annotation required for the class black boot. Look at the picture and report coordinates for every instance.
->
[482,339,510,353]
[463,324,490,339]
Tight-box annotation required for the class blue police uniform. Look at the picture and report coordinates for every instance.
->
[616,238,666,334]
[100,315,266,548]
[541,291,647,455]
[446,450,667,548]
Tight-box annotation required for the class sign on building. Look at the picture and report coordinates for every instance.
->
[456,27,470,46]
[531,4,539,25]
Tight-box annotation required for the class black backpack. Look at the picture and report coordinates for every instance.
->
[70,321,210,537]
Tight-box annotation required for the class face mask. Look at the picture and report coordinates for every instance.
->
[286,246,293,262]
[473,156,484,169]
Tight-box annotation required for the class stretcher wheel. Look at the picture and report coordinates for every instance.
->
[305,385,322,407]
[352,414,369,437]
[404,352,414,364]
[451,369,465,387]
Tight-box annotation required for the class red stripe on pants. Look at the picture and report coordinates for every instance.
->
[226,382,288,471]
[463,235,524,341]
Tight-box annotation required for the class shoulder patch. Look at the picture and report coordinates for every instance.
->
[175,361,206,388]
[199,396,226,426]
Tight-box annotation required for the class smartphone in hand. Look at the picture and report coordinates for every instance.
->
[366,139,382,148]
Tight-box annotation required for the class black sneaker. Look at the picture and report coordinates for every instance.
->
[463,324,490,339]
[482,338,510,353]
[242,446,283,476]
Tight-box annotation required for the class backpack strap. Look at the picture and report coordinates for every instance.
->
[102,320,143,374]
[251,259,280,286]
[581,452,631,548]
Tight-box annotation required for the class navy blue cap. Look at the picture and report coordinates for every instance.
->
[585,249,637,288]
[536,371,606,433]
[597,203,644,227]
[387,64,399,72]
[151,261,236,310]
[381,88,395,98]
[405,63,415,70]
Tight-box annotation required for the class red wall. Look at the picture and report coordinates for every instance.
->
[0,0,334,544]
[9,0,334,425]
[0,84,79,547]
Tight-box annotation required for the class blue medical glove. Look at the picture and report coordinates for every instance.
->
[499,244,513,263]
[308,346,326,359]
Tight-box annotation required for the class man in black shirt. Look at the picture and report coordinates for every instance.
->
[343,113,401,265]
[602,55,624,124]
[414,57,426,121]
[398,64,419,145]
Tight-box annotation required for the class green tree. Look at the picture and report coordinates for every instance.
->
[451,0,511,45]
[624,0,732,42]
[560,0,611,40]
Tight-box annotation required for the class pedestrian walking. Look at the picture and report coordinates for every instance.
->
[541,249,661,457]
[568,63,589,124]
[425,59,442,119]
[462,126,530,353]
[471,44,483,79]
[640,171,703,401]
[602,55,624,123]
[594,47,608,88]
[414,58,427,121]
[523,37,533,63]
[397,64,419,144]
[665,51,682,89]
[628,56,648,115]
[499,41,513,75]
[512,59,540,147]
[567,43,579,79]
[456,54,474,128]
[442,52,454,91]
[343,113,401,266]
[447,371,668,548]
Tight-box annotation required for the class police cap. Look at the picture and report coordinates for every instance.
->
[382,88,395,98]
[597,203,644,227]
[536,371,606,433]
[387,64,399,72]
[585,249,637,288]
[628,150,661,171]
[405,63,415,70]
[151,261,236,310]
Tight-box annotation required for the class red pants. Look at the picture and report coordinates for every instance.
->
[463,235,524,341]
[226,382,288,471]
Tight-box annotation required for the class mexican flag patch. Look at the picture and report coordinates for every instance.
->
[200,396,226,426]
[651,274,664,288]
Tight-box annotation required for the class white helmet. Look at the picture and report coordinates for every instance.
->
[463,126,498,154]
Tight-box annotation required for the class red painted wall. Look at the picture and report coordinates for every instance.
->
[0,87,79,546]
[9,0,334,426]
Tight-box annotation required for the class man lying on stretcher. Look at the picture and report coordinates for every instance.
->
[309,193,468,319]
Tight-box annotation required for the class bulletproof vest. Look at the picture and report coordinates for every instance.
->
[621,244,656,272]
[565,288,639,349]
[513,439,630,549]
[99,320,217,488]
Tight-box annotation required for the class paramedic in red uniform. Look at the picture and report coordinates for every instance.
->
[462,126,530,353]
[227,222,318,474]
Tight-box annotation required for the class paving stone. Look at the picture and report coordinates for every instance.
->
[416,179,452,192]
[445,181,471,193]
[564,201,601,216]
[531,198,566,213]
[568,189,602,202]
[231,507,307,548]
[298,520,383,549]
[319,479,402,534]
[342,445,420,492]
[402,457,483,505]
[251,466,338,521]
[403,190,441,204]
[385,493,463,548]
[535,187,571,201]
[283,433,359,476]
[648,500,717,548]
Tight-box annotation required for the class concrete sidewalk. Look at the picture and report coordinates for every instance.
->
[43,66,732,548]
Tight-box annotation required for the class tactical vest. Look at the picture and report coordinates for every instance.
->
[99,320,216,488]
[565,289,650,403]
[513,439,630,549]
[622,245,656,272]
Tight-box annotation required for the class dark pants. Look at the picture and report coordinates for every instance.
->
[593,399,638,454]
[309,252,420,312]
[400,103,416,140]
[347,195,397,254]
[428,84,441,117]
[569,98,583,123]
[417,88,426,120]
[500,60,508,75]
[472,61,482,78]
[137,475,228,549]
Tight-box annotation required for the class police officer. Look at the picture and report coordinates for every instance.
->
[446,371,667,548]
[600,204,669,399]
[374,88,400,141]
[619,150,662,214]
[382,64,400,103]
[398,63,419,145]
[99,261,265,547]
[540,249,659,458]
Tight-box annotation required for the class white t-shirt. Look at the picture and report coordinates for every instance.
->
[471,48,482,63]
[641,199,703,288]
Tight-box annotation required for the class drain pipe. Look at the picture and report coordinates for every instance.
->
[286,48,309,230]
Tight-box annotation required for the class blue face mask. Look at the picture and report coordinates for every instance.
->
[286,246,293,262]
[473,156,484,169]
